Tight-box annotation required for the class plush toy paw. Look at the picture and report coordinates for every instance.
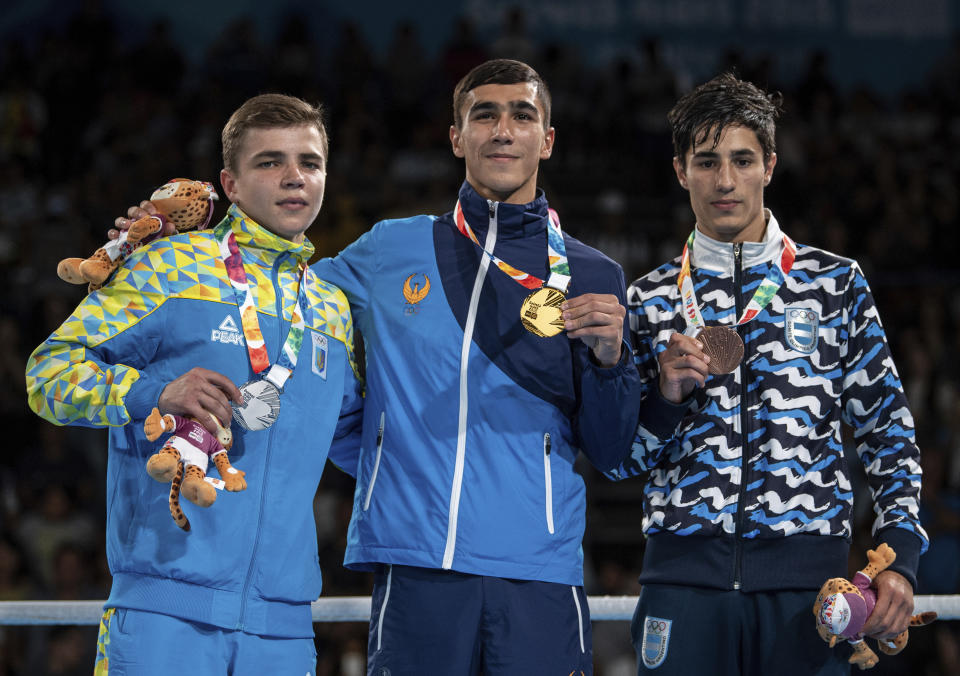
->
[56,258,87,285]
[144,408,171,441]
[849,640,879,670]
[146,447,181,483]
[212,452,245,491]
[127,214,163,242]
[181,465,217,507]
[221,467,247,492]
[863,543,896,578]
[876,612,937,656]
[78,247,118,286]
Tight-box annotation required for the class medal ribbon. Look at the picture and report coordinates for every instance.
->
[453,200,570,293]
[678,228,796,331]
[214,218,307,391]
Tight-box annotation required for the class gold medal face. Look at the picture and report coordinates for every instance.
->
[520,287,566,337]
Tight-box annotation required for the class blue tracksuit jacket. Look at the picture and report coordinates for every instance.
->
[314,182,643,586]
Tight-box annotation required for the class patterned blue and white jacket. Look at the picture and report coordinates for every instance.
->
[612,212,928,592]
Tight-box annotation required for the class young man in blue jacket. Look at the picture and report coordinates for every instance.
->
[26,94,363,675]
[312,59,646,675]
[613,73,928,675]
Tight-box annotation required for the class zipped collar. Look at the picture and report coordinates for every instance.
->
[221,203,315,267]
[456,181,550,241]
[691,209,784,275]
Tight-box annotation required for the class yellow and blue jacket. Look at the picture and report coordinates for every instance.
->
[26,204,363,638]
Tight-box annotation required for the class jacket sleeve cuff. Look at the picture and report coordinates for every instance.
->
[586,339,633,377]
[877,527,923,591]
[123,371,165,422]
[637,386,693,441]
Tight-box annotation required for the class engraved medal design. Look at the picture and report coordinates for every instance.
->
[232,378,282,431]
[520,287,567,337]
[697,325,745,374]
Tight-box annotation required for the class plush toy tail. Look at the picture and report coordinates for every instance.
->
[169,461,190,532]
[876,611,938,656]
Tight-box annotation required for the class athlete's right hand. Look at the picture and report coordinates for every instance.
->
[658,332,710,403]
[158,367,244,433]
[108,201,175,240]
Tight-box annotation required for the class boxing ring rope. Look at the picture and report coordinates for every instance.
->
[1,595,958,626]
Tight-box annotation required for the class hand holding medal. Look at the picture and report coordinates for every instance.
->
[673,227,796,379]
[695,326,744,375]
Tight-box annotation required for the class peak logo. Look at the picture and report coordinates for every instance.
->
[211,315,245,346]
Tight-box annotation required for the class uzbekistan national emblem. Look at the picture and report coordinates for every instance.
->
[403,273,431,314]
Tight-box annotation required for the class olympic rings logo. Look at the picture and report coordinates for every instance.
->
[647,619,667,633]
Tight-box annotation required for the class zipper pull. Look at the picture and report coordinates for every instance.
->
[544,433,552,455]
[488,202,496,219]
[734,242,742,267]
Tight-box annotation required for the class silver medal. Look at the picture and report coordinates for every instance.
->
[232,379,282,431]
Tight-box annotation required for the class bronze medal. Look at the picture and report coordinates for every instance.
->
[698,325,744,374]
[520,287,566,337]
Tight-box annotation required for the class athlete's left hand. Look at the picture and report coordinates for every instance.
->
[862,570,914,639]
[562,293,624,368]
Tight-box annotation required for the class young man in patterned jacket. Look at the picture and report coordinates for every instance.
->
[611,73,928,675]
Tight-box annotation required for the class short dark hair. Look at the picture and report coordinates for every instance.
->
[452,59,552,130]
[668,73,782,164]
[222,93,328,172]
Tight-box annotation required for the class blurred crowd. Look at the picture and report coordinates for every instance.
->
[1,2,960,675]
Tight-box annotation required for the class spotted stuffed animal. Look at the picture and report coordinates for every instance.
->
[813,543,936,670]
[57,178,218,292]
[143,408,246,531]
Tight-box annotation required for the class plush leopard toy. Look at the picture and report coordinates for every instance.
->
[143,408,246,531]
[813,543,936,670]
[57,178,218,292]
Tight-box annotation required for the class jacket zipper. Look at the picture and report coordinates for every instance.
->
[443,201,498,569]
[544,433,555,534]
[732,243,749,591]
[237,253,287,629]
[364,411,386,511]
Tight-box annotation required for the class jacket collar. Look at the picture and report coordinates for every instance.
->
[691,209,784,275]
[221,203,315,267]
[456,181,551,241]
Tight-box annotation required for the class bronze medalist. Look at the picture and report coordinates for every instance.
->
[520,287,566,337]
[698,326,744,374]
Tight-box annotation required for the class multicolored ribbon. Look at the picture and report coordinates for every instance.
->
[678,228,796,331]
[453,200,571,293]
[214,218,307,391]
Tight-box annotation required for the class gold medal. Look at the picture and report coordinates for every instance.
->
[520,287,566,337]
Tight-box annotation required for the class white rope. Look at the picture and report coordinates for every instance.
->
[0,595,957,625]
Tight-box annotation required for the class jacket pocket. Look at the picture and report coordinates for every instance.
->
[543,432,555,534]
[364,411,385,511]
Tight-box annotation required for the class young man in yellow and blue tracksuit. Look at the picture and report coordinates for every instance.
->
[26,94,361,675]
